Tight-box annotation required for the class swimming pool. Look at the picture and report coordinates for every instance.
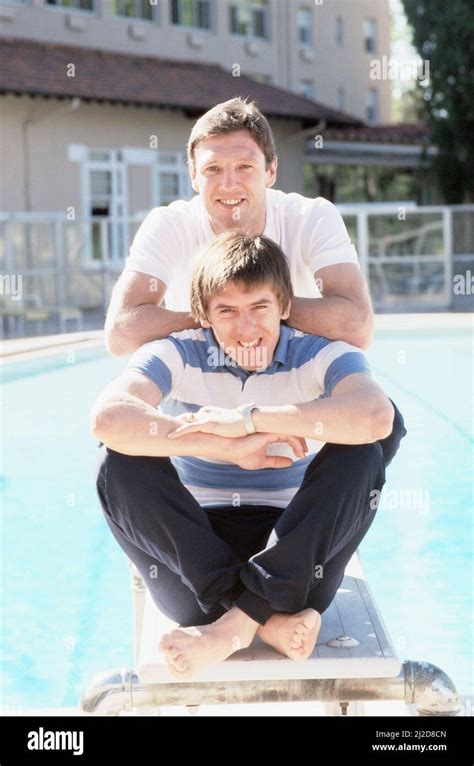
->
[1,322,472,710]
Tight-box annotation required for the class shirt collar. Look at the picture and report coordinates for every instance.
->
[271,323,292,367]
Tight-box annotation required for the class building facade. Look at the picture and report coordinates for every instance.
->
[0,0,396,223]
[0,0,392,124]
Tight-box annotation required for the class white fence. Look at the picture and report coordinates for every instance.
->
[0,205,473,337]
[338,204,473,311]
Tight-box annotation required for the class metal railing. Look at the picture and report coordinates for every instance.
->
[0,213,143,337]
[0,205,473,338]
[338,203,474,311]
[79,661,461,716]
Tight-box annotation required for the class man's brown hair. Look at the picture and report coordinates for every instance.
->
[187,97,277,169]
[190,230,293,322]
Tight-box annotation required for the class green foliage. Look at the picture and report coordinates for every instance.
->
[402,0,474,202]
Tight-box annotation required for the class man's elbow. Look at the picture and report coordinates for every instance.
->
[347,308,374,350]
[369,399,394,441]
[90,406,115,442]
[352,325,373,351]
[104,321,133,357]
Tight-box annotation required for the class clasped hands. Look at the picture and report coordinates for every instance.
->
[167,405,308,470]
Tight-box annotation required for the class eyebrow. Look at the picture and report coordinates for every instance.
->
[202,153,259,165]
[214,297,274,309]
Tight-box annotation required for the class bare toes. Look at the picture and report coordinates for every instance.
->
[159,635,173,650]
[165,654,189,675]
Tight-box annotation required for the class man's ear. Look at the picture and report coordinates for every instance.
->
[200,317,211,328]
[281,299,291,320]
[266,157,278,188]
[189,162,199,194]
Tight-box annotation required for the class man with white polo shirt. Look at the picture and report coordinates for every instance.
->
[104,97,373,356]
[92,231,406,680]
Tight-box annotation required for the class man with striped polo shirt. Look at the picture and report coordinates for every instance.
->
[92,232,406,680]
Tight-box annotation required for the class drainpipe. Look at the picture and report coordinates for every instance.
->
[79,660,460,716]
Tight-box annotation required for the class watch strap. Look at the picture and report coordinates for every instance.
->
[237,403,258,435]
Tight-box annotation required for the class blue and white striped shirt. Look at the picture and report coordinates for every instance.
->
[127,325,370,508]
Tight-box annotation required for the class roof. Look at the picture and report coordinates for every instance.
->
[320,123,430,145]
[0,37,363,127]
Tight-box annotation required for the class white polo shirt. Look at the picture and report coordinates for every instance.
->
[124,189,359,312]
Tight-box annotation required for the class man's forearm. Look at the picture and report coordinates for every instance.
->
[252,391,393,444]
[288,296,373,349]
[92,396,231,459]
[105,304,199,356]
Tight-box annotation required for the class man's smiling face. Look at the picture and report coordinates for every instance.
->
[201,279,290,372]
[190,130,277,237]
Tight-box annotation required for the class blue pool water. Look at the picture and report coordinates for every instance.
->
[1,327,472,710]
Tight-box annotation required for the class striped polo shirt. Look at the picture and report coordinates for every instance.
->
[127,325,370,509]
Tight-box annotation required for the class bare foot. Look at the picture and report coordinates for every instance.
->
[257,608,321,660]
[158,607,259,679]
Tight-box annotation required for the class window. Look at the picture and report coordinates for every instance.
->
[297,7,312,46]
[336,15,343,47]
[337,87,345,111]
[364,18,377,53]
[171,0,211,29]
[299,80,315,100]
[46,0,94,10]
[366,89,378,123]
[229,0,268,39]
[84,149,128,264]
[154,152,192,206]
[112,0,154,20]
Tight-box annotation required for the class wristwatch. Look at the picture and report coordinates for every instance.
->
[237,403,259,434]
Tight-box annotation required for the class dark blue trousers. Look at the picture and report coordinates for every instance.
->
[96,401,406,626]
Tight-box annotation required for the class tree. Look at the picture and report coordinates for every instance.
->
[402,0,474,202]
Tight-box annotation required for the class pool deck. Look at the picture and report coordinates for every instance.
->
[0,330,103,360]
[1,313,472,362]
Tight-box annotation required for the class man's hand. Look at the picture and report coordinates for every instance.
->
[168,406,247,439]
[288,263,374,349]
[231,433,308,470]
